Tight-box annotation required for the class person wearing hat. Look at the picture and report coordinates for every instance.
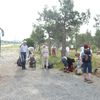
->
[80,44,93,83]
[20,40,28,70]
[41,45,49,69]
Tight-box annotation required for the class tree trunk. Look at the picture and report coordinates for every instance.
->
[61,30,67,57]
[38,44,41,54]
[75,34,78,53]
[48,35,51,55]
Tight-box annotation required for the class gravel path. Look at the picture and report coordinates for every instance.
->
[0,49,100,100]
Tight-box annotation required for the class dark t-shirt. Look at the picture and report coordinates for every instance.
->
[82,49,91,63]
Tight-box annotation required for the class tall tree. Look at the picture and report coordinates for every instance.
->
[38,6,59,55]
[94,14,100,30]
[37,0,90,56]
[31,25,45,51]
[57,0,90,56]
[93,14,100,49]
[94,30,100,49]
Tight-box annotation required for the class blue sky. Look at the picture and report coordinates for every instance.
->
[0,0,100,41]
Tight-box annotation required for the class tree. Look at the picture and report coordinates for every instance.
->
[93,14,100,49]
[24,38,34,47]
[31,25,45,51]
[93,14,100,30]
[56,0,90,56]
[94,30,100,49]
[76,31,94,48]
[38,6,60,55]
[37,0,90,56]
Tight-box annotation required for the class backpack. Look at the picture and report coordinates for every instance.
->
[17,57,22,66]
[44,63,54,69]
[29,56,36,65]
[82,49,91,63]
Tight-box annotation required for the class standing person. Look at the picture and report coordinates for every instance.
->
[51,46,57,57]
[75,53,82,75]
[80,44,93,83]
[20,41,28,70]
[41,45,49,69]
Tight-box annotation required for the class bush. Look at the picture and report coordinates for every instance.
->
[92,45,97,53]
[24,38,34,47]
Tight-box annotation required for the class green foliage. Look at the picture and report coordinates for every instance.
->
[93,14,100,30]
[24,38,34,47]
[75,32,94,49]
[92,45,97,53]
[31,25,45,46]
[92,53,100,70]
[31,0,91,57]
[31,47,100,71]
[49,55,64,70]
[94,30,100,49]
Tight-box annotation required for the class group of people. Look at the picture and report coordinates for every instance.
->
[62,44,93,83]
[18,41,49,70]
[18,41,36,70]
[18,41,93,83]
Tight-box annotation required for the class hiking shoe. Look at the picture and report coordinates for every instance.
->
[87,80,93,84]
[22,68,27,70]
[84,78,89,82]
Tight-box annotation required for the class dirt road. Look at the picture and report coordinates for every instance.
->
[0,47,100,100]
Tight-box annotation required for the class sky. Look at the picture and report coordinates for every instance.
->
[74,0,100,35]
[0,0,100,41]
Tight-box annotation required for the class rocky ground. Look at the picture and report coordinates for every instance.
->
[0,47,100,100]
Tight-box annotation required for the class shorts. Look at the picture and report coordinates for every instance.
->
[82,62,92,73]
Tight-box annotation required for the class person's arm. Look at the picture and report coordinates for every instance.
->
[90,49,92,60]
[26,45,29,58]
[47,48,49,56]
[80,51,83,64]
[19,46,22,57]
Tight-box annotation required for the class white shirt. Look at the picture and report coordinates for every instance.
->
[20,44,28,53]
[41,46,49,57]
[66,47,70,52]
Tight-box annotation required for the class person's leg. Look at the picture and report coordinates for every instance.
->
[21,52,26,70]
[21,52,24,69]
[23,52,26,69]
[83,73,88,82]
[82,63,88,81]
[88,73,92,80]
[87,62,93,83]
[45,57,48,69]
[34,62,36,68]
[42,56,45,68]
